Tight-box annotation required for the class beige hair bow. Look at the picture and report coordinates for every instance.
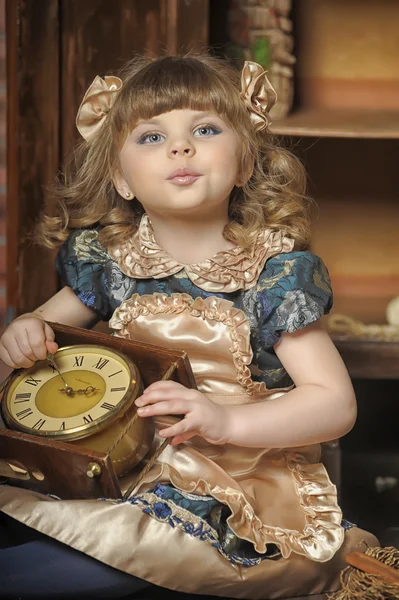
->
[76,61,276,141]
[76,75,123,141]
[240,61,277,131]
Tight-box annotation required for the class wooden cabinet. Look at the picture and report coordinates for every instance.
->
[210,0,399,380]
[208,0,399,539]
[279,2,399,380]
[273,1,399,137]
[267,0,399,541]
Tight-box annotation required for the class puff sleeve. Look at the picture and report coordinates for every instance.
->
[56,229,112,321]
[259,251,333,345]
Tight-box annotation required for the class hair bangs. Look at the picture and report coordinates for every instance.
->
[113,56,245,138]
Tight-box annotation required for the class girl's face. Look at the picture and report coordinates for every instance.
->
[113,109,241,218]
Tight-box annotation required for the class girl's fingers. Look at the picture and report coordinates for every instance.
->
[159,419,195,441]
[170,432,196,445]
[137,388,194,406]
[143,380,186,393]
[44,324,58,355]
[44,322,56,343]
[26,327,48,361]
[45,340,59,355]
[137,400,188,417]
[3,332,35,368]
[0,343,19,369]
[13,329,33,358]
[0,318,55,369]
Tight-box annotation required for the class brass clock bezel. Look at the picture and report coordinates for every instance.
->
[1,344,142,441]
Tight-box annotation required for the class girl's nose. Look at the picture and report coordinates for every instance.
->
[169,138,195,157]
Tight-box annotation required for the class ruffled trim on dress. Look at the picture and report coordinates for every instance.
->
[108,214,294,293]
[211,453,344,562]
[110,292,275,397]
[136,450,344,563]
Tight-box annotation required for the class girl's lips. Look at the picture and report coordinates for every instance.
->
[168,174,202,186]
[167,168,201,178]
[167,168,202,186]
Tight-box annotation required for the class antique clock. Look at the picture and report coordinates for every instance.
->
[1,344,153,477]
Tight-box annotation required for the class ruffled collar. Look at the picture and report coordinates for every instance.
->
[109,214,294,293]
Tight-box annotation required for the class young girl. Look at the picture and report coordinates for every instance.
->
[0,54,378,599]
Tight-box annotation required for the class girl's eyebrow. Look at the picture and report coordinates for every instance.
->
[135,111,221,127]
[189,111,220,119]
[134,118,162,127]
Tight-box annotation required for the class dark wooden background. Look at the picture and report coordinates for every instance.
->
[6,0,209,319]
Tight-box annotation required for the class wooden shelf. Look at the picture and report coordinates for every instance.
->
[333,338,399,380]
[270,107,399,139]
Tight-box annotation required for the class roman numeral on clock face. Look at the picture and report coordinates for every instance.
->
[25,376,41,387]
[100,402,115,411]
[83,414,94,424]
[108,370,123,378]
[73,356,84,367]
[16,408,33,420]
[92,358,109,370]
[110,387,126,393]
[15,393,32,403]
[32,419,46,430]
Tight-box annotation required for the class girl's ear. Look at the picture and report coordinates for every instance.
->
[113,169,135,200]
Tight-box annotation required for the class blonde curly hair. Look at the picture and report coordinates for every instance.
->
[36,53,311,251]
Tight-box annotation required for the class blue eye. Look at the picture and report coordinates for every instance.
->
[137,133,164,145]
[194,125,221,137]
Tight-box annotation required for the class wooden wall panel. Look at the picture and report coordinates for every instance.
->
[7,0,209,316]
[166,0,209,54]
[61,0,209,153]
[6,0,60,318]
[61,0,168,152]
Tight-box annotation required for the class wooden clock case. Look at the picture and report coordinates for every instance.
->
[0,322,196,500]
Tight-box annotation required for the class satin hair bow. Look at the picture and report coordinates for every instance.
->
[240,61,277,131]
[76,75,123,141]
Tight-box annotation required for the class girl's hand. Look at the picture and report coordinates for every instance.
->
[135,380,228,446]
[0,314,58,369]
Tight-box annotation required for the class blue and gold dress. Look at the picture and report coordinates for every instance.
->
[0,215,375,599]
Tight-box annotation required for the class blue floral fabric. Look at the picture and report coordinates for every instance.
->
[103,483,280,566]
[56,228,333,391]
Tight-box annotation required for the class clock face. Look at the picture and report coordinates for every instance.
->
[2,345,141,441]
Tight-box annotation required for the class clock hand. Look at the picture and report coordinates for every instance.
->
[82,386,97,395]
[47,353,74,397]
[58,386,98,395]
